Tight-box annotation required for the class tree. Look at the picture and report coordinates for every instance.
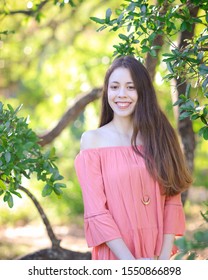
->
[0,101,91,259]
[0,102,67,207]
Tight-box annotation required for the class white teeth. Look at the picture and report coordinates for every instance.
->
[116,102,131,107]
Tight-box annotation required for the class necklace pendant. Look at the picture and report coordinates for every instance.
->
[142,196,150,205]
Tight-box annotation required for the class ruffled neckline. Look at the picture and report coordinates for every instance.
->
[77,145,143,154]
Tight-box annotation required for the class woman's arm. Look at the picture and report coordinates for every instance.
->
[106,238,136,260]
[158,234,175,260]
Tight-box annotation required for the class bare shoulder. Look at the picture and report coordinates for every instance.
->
[80,125,112,150]
[80,129,102,150]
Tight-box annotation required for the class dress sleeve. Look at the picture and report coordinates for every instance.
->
[74,150,122,247]
[163,193,186,236]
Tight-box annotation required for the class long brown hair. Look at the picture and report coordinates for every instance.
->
[99,55,192,196]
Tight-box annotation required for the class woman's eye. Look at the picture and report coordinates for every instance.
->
[110,85,118,90]
[128,86,135,90]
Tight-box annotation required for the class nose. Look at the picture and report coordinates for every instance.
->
[118,87,127,97]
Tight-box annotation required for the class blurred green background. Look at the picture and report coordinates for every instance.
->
[0,0,207,259]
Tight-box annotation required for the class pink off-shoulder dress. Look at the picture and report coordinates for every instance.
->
[74,145,185,260]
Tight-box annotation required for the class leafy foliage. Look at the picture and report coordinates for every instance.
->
[0,102,66,208]
[174,202,208,260]
[90,0,208,138]
[173,94,208,140]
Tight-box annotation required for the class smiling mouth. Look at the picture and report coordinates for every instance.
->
[116,102,132,109]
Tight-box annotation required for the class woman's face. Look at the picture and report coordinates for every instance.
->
[107,67,138,119]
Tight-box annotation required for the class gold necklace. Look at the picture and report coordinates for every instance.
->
[141,195,151,205]
[112,121,150,206]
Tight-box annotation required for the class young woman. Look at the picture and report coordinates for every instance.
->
[74,56,192,260]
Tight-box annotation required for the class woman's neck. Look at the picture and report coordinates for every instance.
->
[111,117,133,138]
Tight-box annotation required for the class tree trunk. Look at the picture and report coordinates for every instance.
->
[173,5,199,204]
[145,0,169,80]
[146,2,198,205]
[19,185,61,248]
[18,185,91,259]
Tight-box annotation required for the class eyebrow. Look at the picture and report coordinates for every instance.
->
[110,81,134,84]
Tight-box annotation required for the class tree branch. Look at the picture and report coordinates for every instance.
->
[7,0,49,16]
[39,87,102,146]
[19,185,61,248]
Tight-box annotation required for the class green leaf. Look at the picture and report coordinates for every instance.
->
[7,193,14,208]
[202,77,208,90]
[203,127,208,140]
[174,252,186,260]
[173,98,184,106]
[201,210,208,223]
[140,4,147,14]
[51,170,64,181]
[199,64,208,75]
[10,190,22,198]
[90,17,105,24]
[118,33,129,41]
[42,184,53,197]
[105,8,112,23]
[3,192,9,202]
[0,180,6,191]
[97,25,107,32]
[180,99,195,111]
[0,30,15,35]
[187,252,197,260]
[191,114,200,120]
[194,230,208,243]
[150,49,157,57]
[198,35,208,43]
[117,13,124,24]
[35,12,44,23]
[4,152,11,163]
[149,32,156,42]
[203,107,208,117]
[53,186,63,196]
[127,2,136,12]
[175,236,188,251]
[180,21,187,32]
[167,61,174,74]
[179,94,187,101]
[7,104,14,113]
[200,115,207,125]
[22,143,34,152]
[141,45,150,53]
[13,104,23,115]
[3,191,13,207]
[0,102,3,112]
[199,126,207,136]
[68,0,76,8]
[185,83,191,98]
[54,183,66,189]
[179,111,192,120]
